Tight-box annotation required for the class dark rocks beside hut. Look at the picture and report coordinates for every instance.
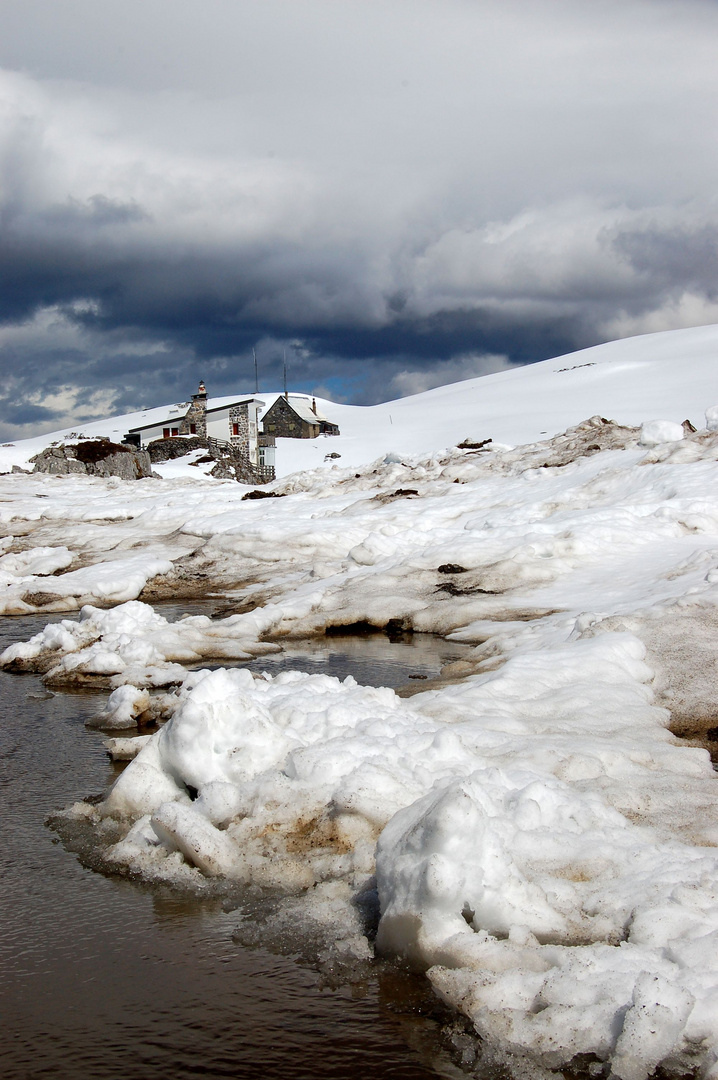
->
[31,440,153,480]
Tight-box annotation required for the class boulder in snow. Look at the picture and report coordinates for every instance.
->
[31,440,153,479]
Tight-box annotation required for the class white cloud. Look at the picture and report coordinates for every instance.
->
[3,34,717,334]
[601,293,718,342]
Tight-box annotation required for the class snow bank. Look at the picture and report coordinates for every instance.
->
[0,600,279,685]
[93,666,431,889]
[95,684,152,729]
[58,621,718,1078]
[0,547,174,616]
[376,767,718,1075]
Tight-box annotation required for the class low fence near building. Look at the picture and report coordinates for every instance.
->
[251,464,276,484]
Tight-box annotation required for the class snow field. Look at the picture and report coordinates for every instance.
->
[5,327,718,1076]
[8,417,718,686]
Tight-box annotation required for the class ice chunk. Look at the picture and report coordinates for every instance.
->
[103,734,153,760]
[151,802,240,877]
[639,419,684,445]
[611,973,694,1080]
[92,684,151,729]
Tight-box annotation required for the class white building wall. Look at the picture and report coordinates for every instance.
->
[259,444,276,468]
[133,422,177,443]
[206,412,231,441]
[207,405,261,461]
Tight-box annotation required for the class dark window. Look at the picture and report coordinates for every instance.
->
[190,423,196,435]
[163,428,170,439]
[233,423,239,436]
[171,427,179,436]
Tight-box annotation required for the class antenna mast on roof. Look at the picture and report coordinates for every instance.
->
[283,350,288,400]
[253,347,258,394]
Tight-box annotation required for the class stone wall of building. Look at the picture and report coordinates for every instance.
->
[262,397,317,439]
[180,393,207,437]
[228,403,249,446]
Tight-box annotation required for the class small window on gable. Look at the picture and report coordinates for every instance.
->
[233,423,240,436]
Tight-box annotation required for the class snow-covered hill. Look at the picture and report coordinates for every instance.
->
[3,323,718,477]
[276,322,718,475]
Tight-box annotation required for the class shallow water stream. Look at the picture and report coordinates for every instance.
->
[0,614,471,1080]
[153,599,471,690]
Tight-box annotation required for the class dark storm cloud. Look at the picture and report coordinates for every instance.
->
[0,177,583,386]
[613,224,718,300]
[2,402,63,425]
[2,0,718,437]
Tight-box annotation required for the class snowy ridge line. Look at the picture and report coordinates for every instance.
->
[5,399,718,1076]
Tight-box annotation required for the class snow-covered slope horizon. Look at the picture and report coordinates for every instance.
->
[3,323,718,478]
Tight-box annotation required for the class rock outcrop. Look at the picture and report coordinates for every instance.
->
[31,441,153,480]
[146,435,209,463]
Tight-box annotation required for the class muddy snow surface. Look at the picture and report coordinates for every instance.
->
[4,382,718,1078]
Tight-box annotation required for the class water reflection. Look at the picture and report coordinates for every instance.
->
[241,631,469,689]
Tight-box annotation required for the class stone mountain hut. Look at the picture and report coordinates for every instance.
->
[261,394,340,439]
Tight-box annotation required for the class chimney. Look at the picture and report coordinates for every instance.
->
[312,397,317,415]
[183,379,207,437]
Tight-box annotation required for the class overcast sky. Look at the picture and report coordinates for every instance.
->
[1,0,718,437]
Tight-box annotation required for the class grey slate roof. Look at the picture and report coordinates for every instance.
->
[280,396,329,424]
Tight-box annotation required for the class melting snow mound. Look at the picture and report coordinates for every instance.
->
[66,629,718,1080]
